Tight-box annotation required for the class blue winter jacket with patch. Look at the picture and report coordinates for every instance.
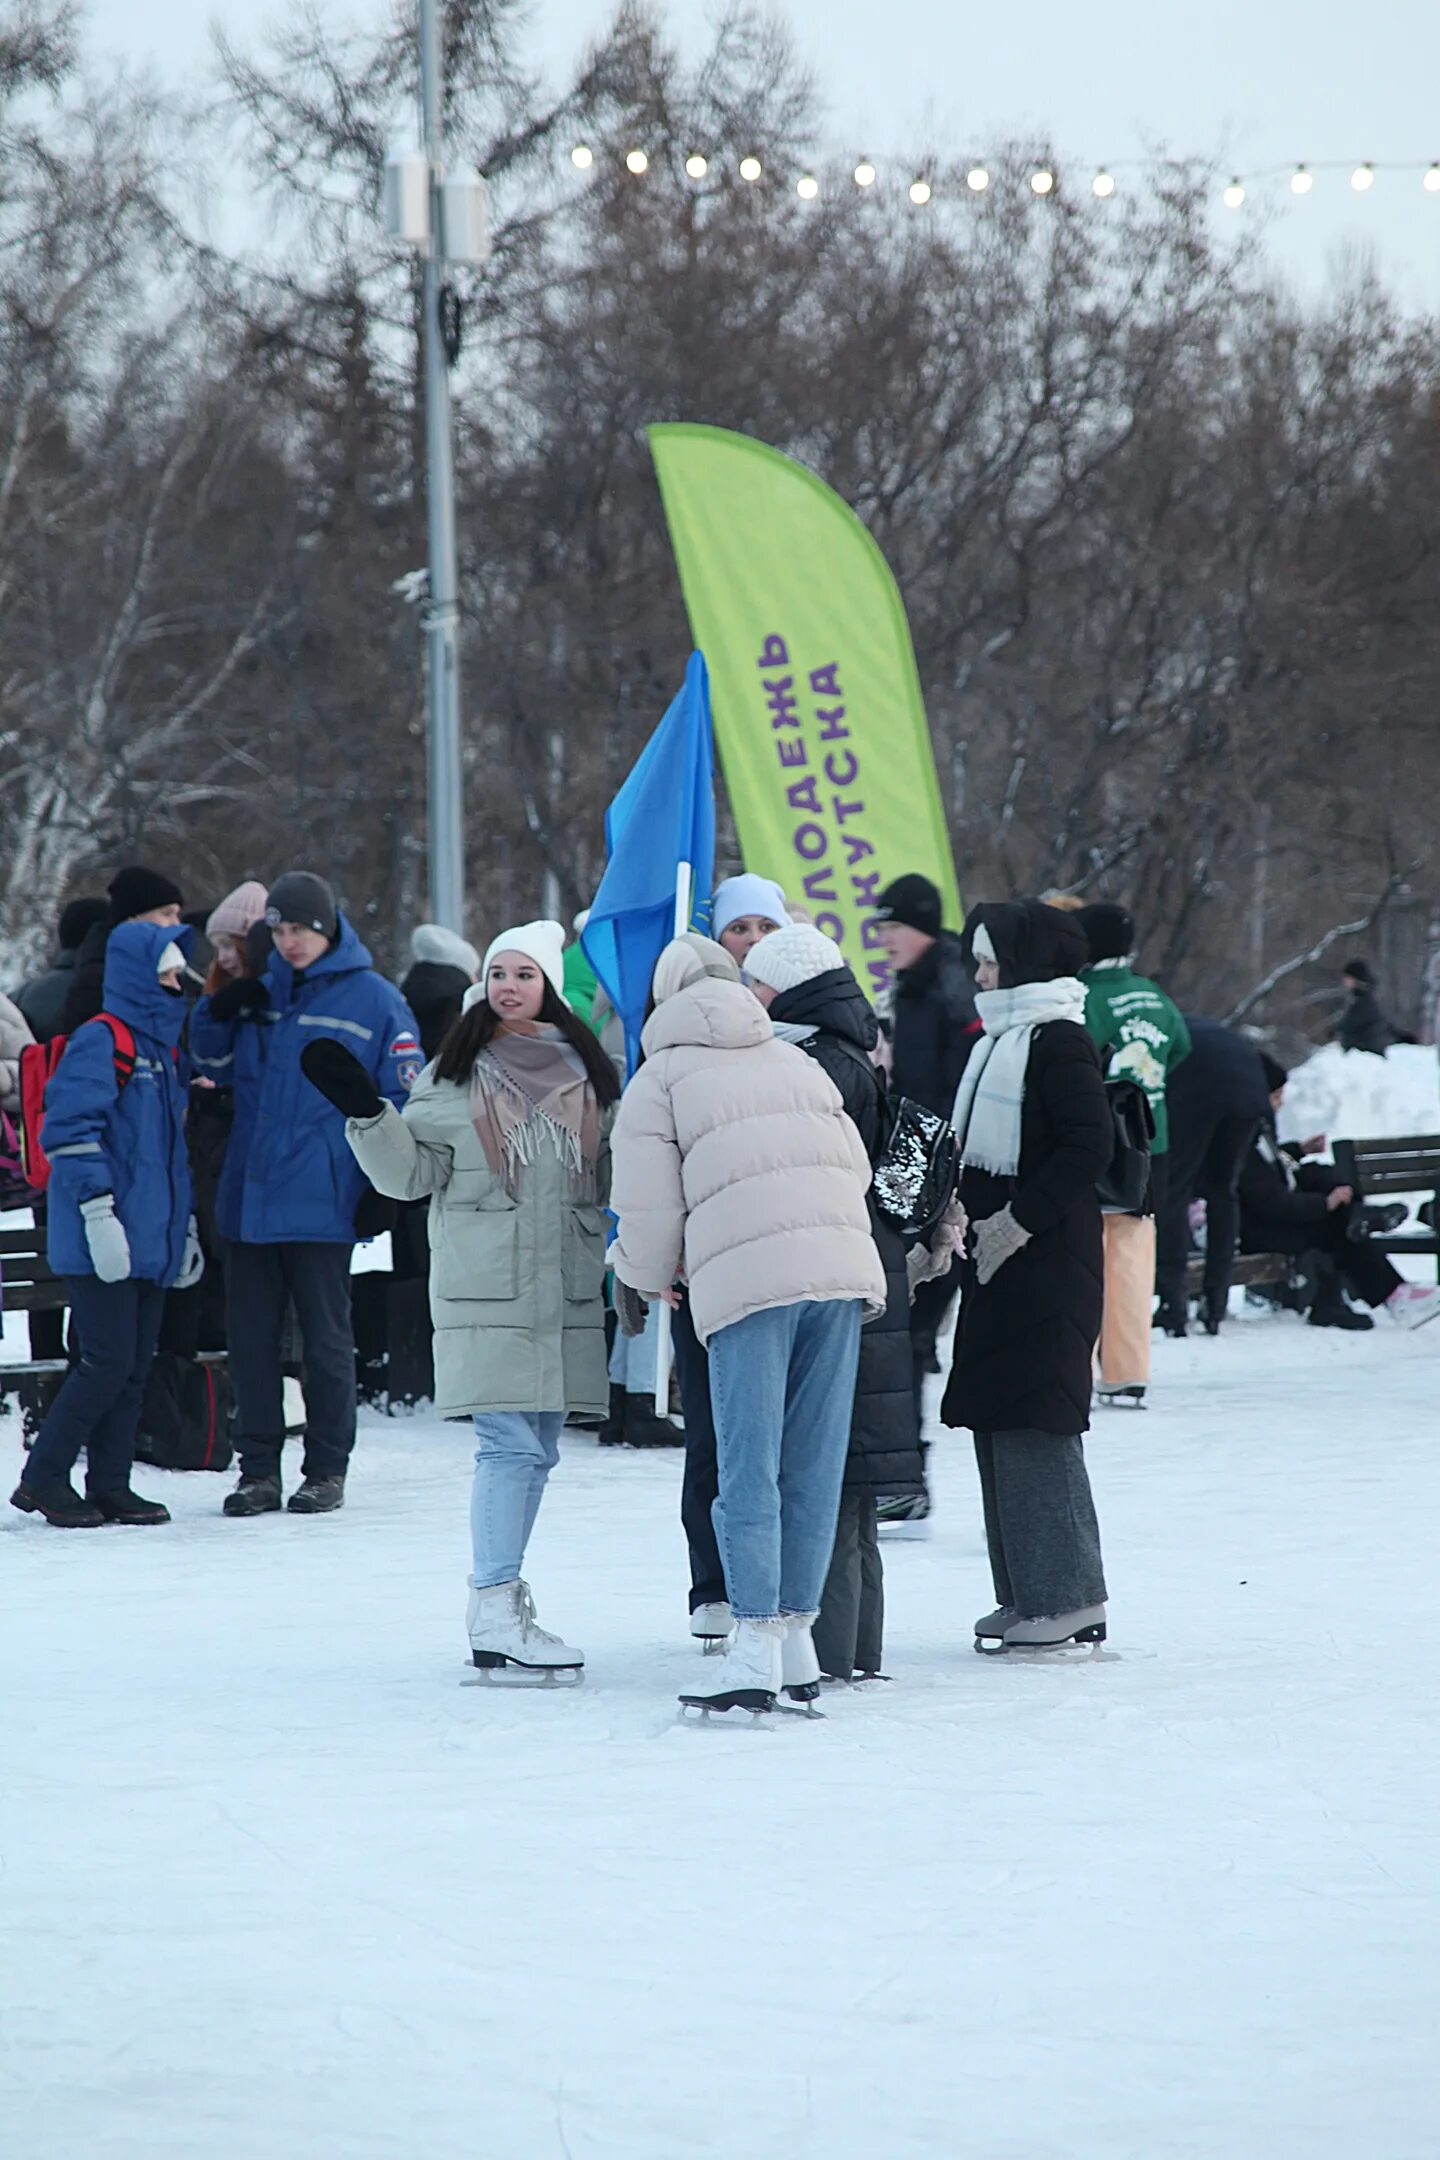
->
[189,916,420,1245]
[44,921,193,1285]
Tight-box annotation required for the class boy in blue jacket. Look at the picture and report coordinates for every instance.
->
[189,871,420,1517]
[11,922,201,1527]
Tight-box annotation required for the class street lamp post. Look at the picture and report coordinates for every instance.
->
[383,1,490,933]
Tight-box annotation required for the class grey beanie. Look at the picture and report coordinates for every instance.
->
[265,871,338,940]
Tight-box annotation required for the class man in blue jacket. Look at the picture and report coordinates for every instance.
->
[10,922,200,1528]
[190,871,419,1517]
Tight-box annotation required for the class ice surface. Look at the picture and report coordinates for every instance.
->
[3,1311,1438,2160]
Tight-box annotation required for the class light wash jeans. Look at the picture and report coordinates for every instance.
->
[607,1301,660,1395]
[706,1298,863,1622]
[469,1412,565,1589]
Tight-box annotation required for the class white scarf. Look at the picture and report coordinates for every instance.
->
[950,978,1088,1176]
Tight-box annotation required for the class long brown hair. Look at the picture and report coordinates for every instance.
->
[433,980,621,1107]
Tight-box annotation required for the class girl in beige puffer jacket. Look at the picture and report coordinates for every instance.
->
[610,935,884,1715]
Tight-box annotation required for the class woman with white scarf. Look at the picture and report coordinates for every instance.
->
[941,900,1114,1651]
[301,921,620,1679]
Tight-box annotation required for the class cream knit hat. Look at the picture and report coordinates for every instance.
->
[464,920,569,1012]
[742,923,845,995]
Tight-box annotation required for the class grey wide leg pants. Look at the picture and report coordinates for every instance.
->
[974,1429,1107,1618]
[813,1492,885,1678]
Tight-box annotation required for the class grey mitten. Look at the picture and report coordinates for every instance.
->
[175,1215,205,1291]
[972,1203,1032,1287]
[81,1195,131,1283]
[615,1279,650,1338]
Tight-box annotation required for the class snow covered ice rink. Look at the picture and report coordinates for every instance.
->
[1,1297,1436,2160]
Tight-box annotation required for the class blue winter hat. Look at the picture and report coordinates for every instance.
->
[712,874,792,940]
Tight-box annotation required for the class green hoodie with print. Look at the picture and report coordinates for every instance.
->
[1081,962,1191,1155]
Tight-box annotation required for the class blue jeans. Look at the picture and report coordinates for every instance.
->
[706,1299,863,1622]
[22,1277,167,1495]
[469,1412,565,1589]
[607,1301,660,1395]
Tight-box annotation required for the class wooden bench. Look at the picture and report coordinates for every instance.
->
[0,1220,66,1314]
[1185,1250,1293,1298]
[1332,1134,1440,1284]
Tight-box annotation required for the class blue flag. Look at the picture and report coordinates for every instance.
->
[582,653,716,1074]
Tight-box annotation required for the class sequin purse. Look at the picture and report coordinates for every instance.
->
[871,1096,960,1238]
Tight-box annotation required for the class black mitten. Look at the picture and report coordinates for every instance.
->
[208,976,270,1023]
[354,1186,398,1239]
[300,1037,385,1120]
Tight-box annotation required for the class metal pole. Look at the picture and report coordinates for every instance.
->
[419,0,464,931]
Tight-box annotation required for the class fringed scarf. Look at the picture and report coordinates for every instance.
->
[471,1025,601,1200]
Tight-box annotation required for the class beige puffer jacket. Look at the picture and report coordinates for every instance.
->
[609,977,885,1346]
[0,991,35,1114]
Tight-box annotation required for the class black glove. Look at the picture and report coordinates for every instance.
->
[354,1186,398,1239]
[244,920,274,976]
[300,1037,385,1120]
[208,975,270,1023]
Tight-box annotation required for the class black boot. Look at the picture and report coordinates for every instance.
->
[288,1475,346,1514]
[1308,1279,1374,1331]
[89,1487,171,1525]
[10,1481,105,1528]
[1200,1293,1225,1336]
[596,1383,627,1447]
[223,1475,283,1518]
[620,1394,683,1447]
[1154,1298,1188,1339]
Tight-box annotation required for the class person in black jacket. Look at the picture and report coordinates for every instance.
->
[401,924,480,1061]
[1239,1056,1427,1328]
[60,866,185,1037]
[1330,959,1408,1056]
[1155,1018,1272,1336]
[746,924,939,1681]
[941,900,1113,1651]
[875,872,982,1435]
[13,898,109,1043]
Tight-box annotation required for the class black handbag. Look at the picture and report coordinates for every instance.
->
[1096,1077,1155,1213]
[872,1096,960,1237]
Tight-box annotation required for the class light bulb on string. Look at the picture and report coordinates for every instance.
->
[1425,163,1440,193]
[1092,170,1116,199]
[1351,163,1375,191]
[1031,168,1055,196]
[1290,166,1313,195]
[854,160,876,188]
[625,149,648,175]
[739,155,763,182]
[797,174,819,200]
[684,154,708,179]
[1222,179,1246,209]
[966,166,990,193]
[570,144,594,171]
[909,178,933,205]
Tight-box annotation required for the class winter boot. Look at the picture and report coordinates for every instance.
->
[288,1476,346,1514]
[1348,1202,1409,1241]
[974,1604,1018,1649]
[466,1579,583,1677]
[1002,1605,1107,1649]
[619,1394,683,1448]
[690,1602,733,1652]
[10,1481,105,1528]
[780,1616,822,1711]
[1153,1298,1188,1339]
[596,1384,627,1446]
[89,1487,171,1525]
[678,1617,782,1717]
[222,1475,283,1518]
[1307,1274,1373,1330]
[1200,1293,1225,1336]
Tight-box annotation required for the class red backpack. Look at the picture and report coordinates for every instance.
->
[18,1016,140,1192]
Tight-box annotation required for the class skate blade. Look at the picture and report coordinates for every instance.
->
[677,1690,776,1723]
[694,1637,729,1655]
[982,1627,1112,1657]
[464,1659,583,1688]
[776,1698,825,1719]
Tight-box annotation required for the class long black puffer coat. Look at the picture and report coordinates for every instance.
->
[941,903,1112,1439]
[768,965,923,1500]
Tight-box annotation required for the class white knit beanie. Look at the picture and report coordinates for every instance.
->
[743,923,845,995]
[711,874,792,940]
[411,923,481,977]
[464,920,569,1012]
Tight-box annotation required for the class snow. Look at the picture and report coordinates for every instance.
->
[1279,1041,1440,1147]
[3,1312,1439,2160]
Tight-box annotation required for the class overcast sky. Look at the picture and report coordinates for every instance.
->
[86,0,1440,310]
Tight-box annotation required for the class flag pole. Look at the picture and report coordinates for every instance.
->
[653,860,693,1415]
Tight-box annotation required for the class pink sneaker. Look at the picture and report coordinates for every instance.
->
[1385,1284,1440,1330]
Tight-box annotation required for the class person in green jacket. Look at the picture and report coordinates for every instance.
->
[1076,904,1192,1404]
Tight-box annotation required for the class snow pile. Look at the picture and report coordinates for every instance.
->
[1278,1042,1440,1145]
[5,1322,1440,2159]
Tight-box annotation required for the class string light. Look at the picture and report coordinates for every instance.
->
[739,155,763,182]
[854,160,876,188]
[909,179,932,205]
[1031,168,1055,196]
[1351,163,1375,191]
[624,149,648,175]
[1426,163,1440,193]
[797,174,819,200]
[1222,178,1246,209]
[1092,170,1116,199]
[1290,166,1313,195]
[684,153,708,179]
[570,145,593,171]
[966,166,990,193]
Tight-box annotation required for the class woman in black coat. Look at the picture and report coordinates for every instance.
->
[941,900,1113,1651]
[746,925,930,1681]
